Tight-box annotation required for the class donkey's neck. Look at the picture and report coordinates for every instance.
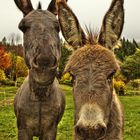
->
[29,72,54,100]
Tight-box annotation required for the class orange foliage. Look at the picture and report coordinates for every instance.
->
[0,46,12,70]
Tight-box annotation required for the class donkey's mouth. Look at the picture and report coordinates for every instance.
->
[35,79,54,86]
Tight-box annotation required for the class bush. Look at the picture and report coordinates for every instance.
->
[58,42,72,79]
[60,73,72,85]
[0,69,6,81]
[114,79,126,95]
[114,71,126,83]
[130,79,140,90]
[16,77,25,87]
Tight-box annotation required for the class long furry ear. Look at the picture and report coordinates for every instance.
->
[98,0,124,50]
[56,0,86,49]
[47,0,57,15]
[48,0,68,15]
[37,1,42,10]
[14,0,33,16]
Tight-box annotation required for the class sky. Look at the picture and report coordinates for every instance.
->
[0,0,140,43]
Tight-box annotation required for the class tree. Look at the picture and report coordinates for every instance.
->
[58,41,72,79]
[0,46,12,70]
[15,34,21,45]
[15,56,28,78]
[0,69,6,81]
[1,37,7,45]
[8,33,21,45]
[114,38,140,61]
[8,33,16,46]
[121,49,140,82]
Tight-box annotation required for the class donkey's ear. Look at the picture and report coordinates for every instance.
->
[48,0,67,15]
[98,0,124,50]
[56,0,86,49]
[14,0,33,16]
[37,2,42,10]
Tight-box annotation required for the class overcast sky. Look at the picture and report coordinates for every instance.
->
[0,0,140,43]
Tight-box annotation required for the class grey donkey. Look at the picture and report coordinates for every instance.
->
[14,0,65,139]
[57,0,124,140]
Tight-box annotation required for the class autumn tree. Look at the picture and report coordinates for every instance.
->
[0,46,12,70]
[0,69,6,81]
[15,56,28,78]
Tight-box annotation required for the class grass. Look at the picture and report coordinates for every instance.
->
[0,85,140,140]
[0,86,17,101]
[120,96,140,140]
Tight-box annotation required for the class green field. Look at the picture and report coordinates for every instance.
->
[0,85,140,140]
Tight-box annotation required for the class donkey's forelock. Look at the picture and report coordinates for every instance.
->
[84,26,98,45]
[64,45,119,74]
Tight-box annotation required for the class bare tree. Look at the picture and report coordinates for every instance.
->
[8,33,16,45]
[15,34,21,45]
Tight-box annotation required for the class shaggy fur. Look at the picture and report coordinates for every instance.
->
[65,45,123,140]
[57,0,124,139]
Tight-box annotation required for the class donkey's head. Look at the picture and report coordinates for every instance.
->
[57,0,124,139]
[14,0,61,85]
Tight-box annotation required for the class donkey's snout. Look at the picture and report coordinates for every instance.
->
[34,54,56,68]
[37,58,51,67]
[75,123,106,139]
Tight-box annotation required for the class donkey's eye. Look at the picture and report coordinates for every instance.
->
[107,71,116,83]
[19,21,30,33]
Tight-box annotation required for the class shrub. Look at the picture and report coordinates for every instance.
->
[114,79,126,95]
[60,73,72,85]
[58,42,72,79]
[16,77,25,87]
[114,71,126,82]
[130,79,140,90]
[0,69,6,81]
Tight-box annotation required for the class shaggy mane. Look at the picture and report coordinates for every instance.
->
[84,26,99,45]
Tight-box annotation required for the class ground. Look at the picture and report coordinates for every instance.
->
[0,85,140,140]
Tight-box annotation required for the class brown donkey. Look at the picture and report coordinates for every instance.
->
[14,0,65,139]
[57,0,124,140]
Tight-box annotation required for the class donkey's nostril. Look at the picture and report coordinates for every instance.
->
[38,60,50,67]
[75,124,106,139]
[75,125,87,139]
[100,127,106,136]
[94,124,107,139]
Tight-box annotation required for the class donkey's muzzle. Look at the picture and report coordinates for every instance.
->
[32,54,57,69]
[75,123,106,140]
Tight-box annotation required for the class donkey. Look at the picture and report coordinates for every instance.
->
[57,0,124,139]
[14,0,65,139]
